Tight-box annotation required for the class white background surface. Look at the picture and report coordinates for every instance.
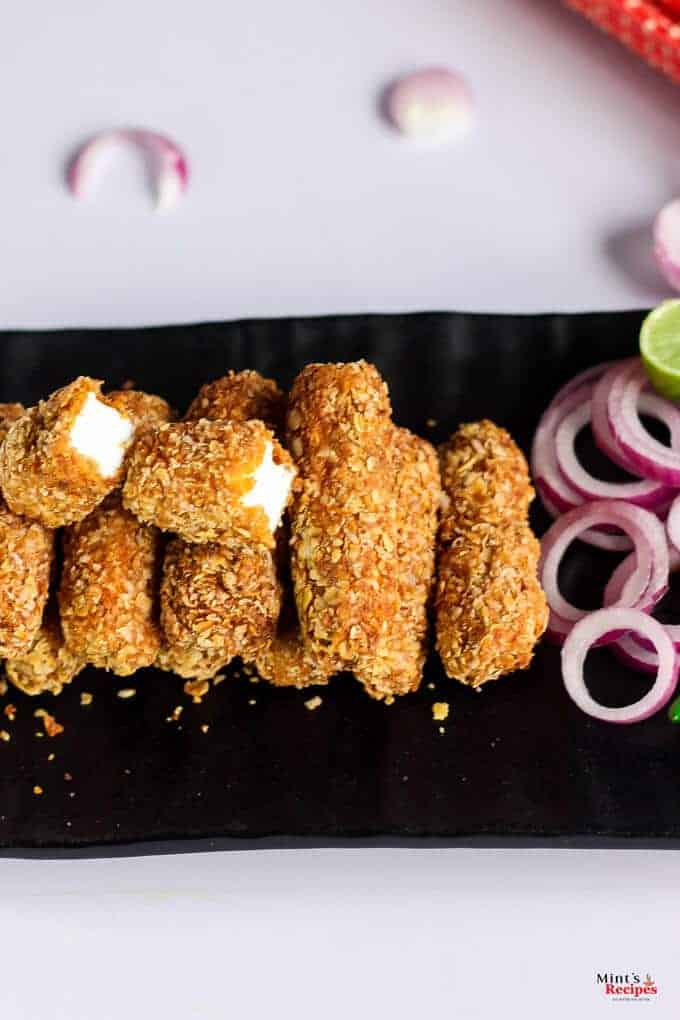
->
[1,1,680,1018]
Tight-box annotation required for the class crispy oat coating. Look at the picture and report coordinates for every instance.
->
[160,538,282,677]
[356,428,441,700]
[156,641,228,682]
[122,419,294,547]
[5,611,84,696]
[106,389,173,429]
[254,601,331,688]
[287,361,404,690]
[0,377,134,527]
[184,370,286,434]
[438,419,534,543]
[0,404,25,445]
[0,500,53,658]
[435,420,547,687]
[59,494,162,675]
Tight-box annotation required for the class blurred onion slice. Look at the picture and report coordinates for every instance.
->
[654,199,680,292]
[68,128,189,211]
[385,68,473,142]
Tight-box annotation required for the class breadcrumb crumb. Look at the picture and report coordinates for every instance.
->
[116,688,136,699]
[183,678,209,703]
[0,730,10,743]
[34,708,64,737]
[3,704,16,721]
[33,785,43,796]
[80,692,93,706]
[432,702,449,722]
[304,695,323,711]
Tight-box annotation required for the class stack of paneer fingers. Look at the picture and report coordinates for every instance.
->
[0,361,547,702]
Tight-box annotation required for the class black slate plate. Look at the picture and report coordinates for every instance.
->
[1,309,680,857]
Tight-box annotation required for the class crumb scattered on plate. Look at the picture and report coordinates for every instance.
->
[3,704,16,721]
[184,678,209,703]
[64,772,72,782]
[80,692,93,706]
[117,688,136,699]
[34,708,64,737]
[200,724,209,733]
[248,698,257,706]
[47,752,55,761]
[33,785,43,796]
[304,695,323,711]
[432,701,449,722]
[426,418,438,428]
[0,730,10,743]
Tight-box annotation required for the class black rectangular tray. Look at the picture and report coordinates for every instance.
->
[1,309,679,857]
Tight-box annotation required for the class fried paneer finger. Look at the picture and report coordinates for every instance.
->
[286,361,402,690]
[59,494,162,675]
[184,370,285,434]
[123,419,295,547]
[160,538,281,678]
[6,610,84,696]
[0,500,53,658]
[0,378,135,527]
[435,420,548,687]
[356,428,440,700]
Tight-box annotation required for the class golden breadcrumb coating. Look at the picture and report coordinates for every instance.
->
[0,500,53,657]
[0,403,25,445]
[106,389,173,429]
[435,420,547,687]
[184,370,286,434]
[254,600,331,688]
[122,419,295,547]
[156,641,228,681]
[5,611,84,696]
[438,419,534,543]
[0,377,134,527]
[287,362,406,692]
[356,428,441,700]
[160,538,282,677]
[59,494,162,675]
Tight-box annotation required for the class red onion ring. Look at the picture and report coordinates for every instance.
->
[609,548,680,652]
[562,608,678,723]
[607,361,680,485]
[68,128,189,210]
[539,489,633,552]
[667,493,680,553]
[555,397,672,509]
[531,385,589,515]
[539,501,668,639]
[612,633,661,675]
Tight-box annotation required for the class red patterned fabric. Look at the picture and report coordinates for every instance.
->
[565,0,680,84]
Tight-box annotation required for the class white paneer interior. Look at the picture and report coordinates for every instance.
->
[242,441,294,533]
[69,392,135,478]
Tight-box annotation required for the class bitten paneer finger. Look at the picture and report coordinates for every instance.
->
[0,377,135,527]
[6,610,84,696]
[0,500,53,658]
[435,420,548,687]
[286,361,403,690]
[356,428,441,700]
[123,419,295,548]
[59,494,162,675]
[159,538,281,679]
[184,370,286,434]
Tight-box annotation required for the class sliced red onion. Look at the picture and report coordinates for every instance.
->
[385,68,473,141]
[667,493,680,553]
[539,489,633,552]
[555,397,673,509]
[611,547,680,651]
[608,360,680,485]
[562,609,678,723]
[603,551,668,614]
[539,501,668,640]
[68,129,189,210]
[531,384,590,515]
[653,199,680,292]
[612,634,661,675]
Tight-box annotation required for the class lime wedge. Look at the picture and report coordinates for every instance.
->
[640,299,680,401]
